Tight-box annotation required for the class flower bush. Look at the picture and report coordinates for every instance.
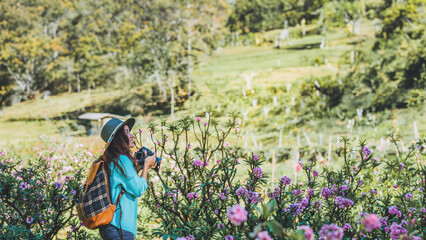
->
[140,114,426,239]
[0,138,93,239]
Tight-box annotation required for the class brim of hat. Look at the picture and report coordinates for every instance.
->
[106,117,136,145]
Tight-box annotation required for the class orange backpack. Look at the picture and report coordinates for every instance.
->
[76,159,125,229]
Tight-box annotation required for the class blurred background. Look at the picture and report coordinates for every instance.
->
[0,0,425,165]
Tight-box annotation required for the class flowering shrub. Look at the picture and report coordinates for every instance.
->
[140,113,426,240]
[0,139,93,239]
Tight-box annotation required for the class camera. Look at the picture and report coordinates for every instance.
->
[134,147,161,171]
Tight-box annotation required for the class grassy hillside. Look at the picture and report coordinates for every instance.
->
[1,20,424,151]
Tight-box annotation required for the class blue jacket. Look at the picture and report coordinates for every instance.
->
[109,155,147,236]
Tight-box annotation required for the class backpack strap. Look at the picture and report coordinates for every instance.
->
[115,188,126,240]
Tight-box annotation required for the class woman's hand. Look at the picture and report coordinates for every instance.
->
[144,154,157,169]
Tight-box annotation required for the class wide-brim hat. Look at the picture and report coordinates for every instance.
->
[100,117,135,147]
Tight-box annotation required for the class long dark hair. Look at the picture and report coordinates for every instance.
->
[100,126,137,177]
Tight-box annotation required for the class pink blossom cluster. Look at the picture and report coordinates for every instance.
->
[334,196,354,209]
[319,224,344,240]
[192,159,204,167]
[187,192,199,200]
[389,206,402,217]
[390,222,407,239]
[256,231,273,240]
[227,204,248,226]
[362,214,381,232]
[253,167,263,178]
[298,225,314,240]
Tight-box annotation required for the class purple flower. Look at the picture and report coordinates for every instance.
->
[227,204,248,226]
[253,167,263,178]
[281,176,291,185]
[219,192,227,200]
[380,217,388,227]
[362,214,380,232]
[26,216,34,224]
[177,237,186,240]
[253,155,259,161]
[203,122,208,126]
[362,146,372,158]
[313,171,319,177]
[299,198,309,210]
[195,117,201,122]
[225,236,234,240]
[292,189,302,195]
[217,223,224,229]
[298,225,314,240]
[71,190,77,195]
[343,223,352,231]
[390,222,407,239]
[236,186,246,197]
[389,206,401,217]
[321,187,332,198]
[285,203,301,215]
[55,182,62,189]
[245,191,263,204]
[359,180,364,186]
[341,185,348,191]
[400,162,405,170]
[405,193,413,200]
[334,196,353,209]
[214,209,219,214]
[422,207,426,213]
[319,224,344,240]
[256,231,273,240]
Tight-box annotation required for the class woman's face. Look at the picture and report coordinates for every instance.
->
[123,125,135,148]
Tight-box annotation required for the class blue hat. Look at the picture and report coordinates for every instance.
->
[100,118,135,146]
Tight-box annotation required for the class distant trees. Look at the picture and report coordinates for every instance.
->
[0,0,229,114]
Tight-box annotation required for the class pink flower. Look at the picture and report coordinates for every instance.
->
[405,193,412,200]
[253,167,263,178]
[390,222,407,239]
[195,117,201,122]
[203,122,208,126]
[227,204,248,226]
[187,192,199,200]
[138,129,143,134]
[225,236,234,240]
[253,155,259,161]
[343,223,352,231]
[362,214,380,232]
[186,235,195,240]
[192,160,204,167]
[256,231,273,240]
[20,182,29,190]
[298,225,314,240]
[313,171,319,177]
[319,224,344,240]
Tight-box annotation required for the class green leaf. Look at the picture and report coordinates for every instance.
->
[266,220,284,236]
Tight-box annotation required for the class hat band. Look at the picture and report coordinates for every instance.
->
[106,122,124,144]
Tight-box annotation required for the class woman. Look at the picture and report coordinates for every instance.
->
[98,117,157,240]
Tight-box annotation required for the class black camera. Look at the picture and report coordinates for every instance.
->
[134,147,161,171]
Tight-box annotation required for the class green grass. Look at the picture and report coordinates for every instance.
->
[1,88,125,121]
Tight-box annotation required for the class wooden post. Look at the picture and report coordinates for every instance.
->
[272,150,275,183]
[328,136,332,167]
